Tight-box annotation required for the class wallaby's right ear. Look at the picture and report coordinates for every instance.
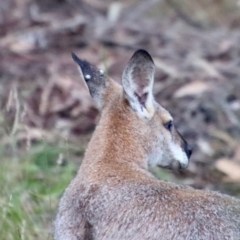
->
[122,49,155,119]
[72,52,106,108]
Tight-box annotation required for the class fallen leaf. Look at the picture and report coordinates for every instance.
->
[197,138,215,156]
[174,81,211,98]
[233,144,240,164]
[215,158,240,182]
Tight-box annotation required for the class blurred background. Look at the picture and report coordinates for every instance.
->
[1,0,240,239]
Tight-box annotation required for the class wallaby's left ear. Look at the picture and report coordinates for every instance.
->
[122,49,155,119]
[72,52,106,108]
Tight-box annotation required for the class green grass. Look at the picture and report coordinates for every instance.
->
[0,142,77,240]
[0,132,178,240]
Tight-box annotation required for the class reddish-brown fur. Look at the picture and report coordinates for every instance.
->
[54,50,240,240]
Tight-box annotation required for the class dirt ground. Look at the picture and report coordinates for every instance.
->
[1,0,240,197]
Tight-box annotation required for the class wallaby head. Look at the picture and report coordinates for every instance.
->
[72,49,192,170]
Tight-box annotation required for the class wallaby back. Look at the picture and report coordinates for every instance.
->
[54,50,240,240]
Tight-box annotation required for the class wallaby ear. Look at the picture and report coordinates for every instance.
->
[72,53,106,108]
[122,49,155,119]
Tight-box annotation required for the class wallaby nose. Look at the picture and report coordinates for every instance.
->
[178,131,192,160]
[182,137,192,159]
[186,145,192,159]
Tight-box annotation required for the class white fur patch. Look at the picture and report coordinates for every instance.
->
[147,147,163,167]
[169,142,188,168]
[147,136,188,169]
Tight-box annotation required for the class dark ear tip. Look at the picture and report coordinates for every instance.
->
[72,52,78,62]
[135,49,150,55]
[133,49,154,63]
[71,52,87,69]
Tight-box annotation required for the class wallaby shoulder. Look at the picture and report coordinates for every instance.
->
[63,175,240,240]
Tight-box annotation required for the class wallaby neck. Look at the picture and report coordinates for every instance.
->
[79,104,149,182]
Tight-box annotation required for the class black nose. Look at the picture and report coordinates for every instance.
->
[186,145,192,159]
[182,138,192,159]
[178,130,193,159]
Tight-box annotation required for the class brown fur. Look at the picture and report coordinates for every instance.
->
[54,50,240,240]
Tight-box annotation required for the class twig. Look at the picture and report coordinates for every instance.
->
[189,54,221,78]
[165,0,204,29]
[122,0,163,22]
[11,85,20,136]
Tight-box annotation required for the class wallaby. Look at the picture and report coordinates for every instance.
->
[54,49,240,240]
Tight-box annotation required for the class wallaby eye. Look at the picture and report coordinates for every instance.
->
[164,120,173,132]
